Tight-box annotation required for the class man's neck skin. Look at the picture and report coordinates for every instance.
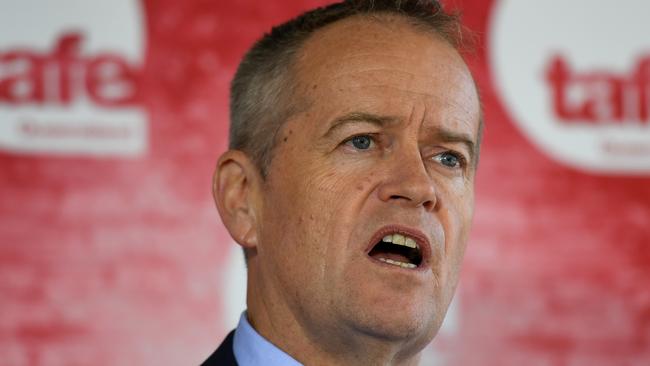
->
[245,264,425,366]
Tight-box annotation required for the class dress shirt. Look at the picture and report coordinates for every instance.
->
[233,312,302,366]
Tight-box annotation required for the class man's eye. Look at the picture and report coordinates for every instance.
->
[435,151,464,168]
[347,135,374,150]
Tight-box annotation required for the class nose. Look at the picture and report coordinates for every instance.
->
[377,149,437,212]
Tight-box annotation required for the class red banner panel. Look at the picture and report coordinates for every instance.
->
[1,0,648,365]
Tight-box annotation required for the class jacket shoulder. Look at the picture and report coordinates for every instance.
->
[200,330,237,366]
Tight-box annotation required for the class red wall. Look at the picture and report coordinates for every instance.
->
[1,1,648,365]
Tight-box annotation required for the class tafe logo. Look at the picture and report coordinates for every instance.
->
[490,0,650,174]
[0,0,147,157]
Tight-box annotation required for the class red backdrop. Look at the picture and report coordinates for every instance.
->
[1,0,648,365]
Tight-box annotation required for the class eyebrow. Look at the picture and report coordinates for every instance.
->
[323,111,478,165]
[323,112,399,138]
[427,126,477,165]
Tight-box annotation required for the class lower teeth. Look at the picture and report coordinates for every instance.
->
[378,258,416,269]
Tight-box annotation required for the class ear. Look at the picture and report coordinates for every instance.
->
[212,150,263,249]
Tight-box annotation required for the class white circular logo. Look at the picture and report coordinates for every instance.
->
[489,0,650,174]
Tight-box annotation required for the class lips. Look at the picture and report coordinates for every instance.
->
[365,225,432,271]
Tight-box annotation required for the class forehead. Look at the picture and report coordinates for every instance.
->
[292,15,479,133]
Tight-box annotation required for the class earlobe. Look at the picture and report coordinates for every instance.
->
[212,150,262,249]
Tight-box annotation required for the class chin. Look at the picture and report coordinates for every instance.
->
[349,305,442,344]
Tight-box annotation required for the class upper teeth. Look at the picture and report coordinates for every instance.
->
[382,234,418,249]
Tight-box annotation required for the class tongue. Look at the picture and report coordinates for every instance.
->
[369,251,411,264]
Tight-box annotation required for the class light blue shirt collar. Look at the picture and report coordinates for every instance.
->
[233,312,303,366]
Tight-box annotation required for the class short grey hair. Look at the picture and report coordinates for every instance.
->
[229,0,469,177]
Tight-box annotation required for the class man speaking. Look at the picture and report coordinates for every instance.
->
[204,0,482,364]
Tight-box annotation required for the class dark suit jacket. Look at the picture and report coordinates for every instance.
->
[201,330,238,366]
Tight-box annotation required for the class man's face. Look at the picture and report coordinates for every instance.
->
[253,16,480,348]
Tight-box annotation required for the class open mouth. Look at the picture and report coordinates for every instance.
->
[368,233,423,269]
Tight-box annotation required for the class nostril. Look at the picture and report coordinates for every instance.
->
[421,199,435,211]
[389,195,436,211]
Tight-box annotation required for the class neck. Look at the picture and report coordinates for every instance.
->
[245,264,424,366]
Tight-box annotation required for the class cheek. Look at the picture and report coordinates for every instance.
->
[262,165,354,258]
[435,177,474,253]
[297,165,370,259]
[306,158,371,204]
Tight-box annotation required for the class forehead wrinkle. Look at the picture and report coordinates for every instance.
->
[323,111,400,138]
[327,83,477,118]
[327,65,474,101]
[405,99,427,130]
[331,68,420,82]
[327,59,464,85]
[322,52,445,71]
[330,84,439,98]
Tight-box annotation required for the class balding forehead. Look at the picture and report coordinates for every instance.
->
[289,14,482,162]
[294,15,472,89]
